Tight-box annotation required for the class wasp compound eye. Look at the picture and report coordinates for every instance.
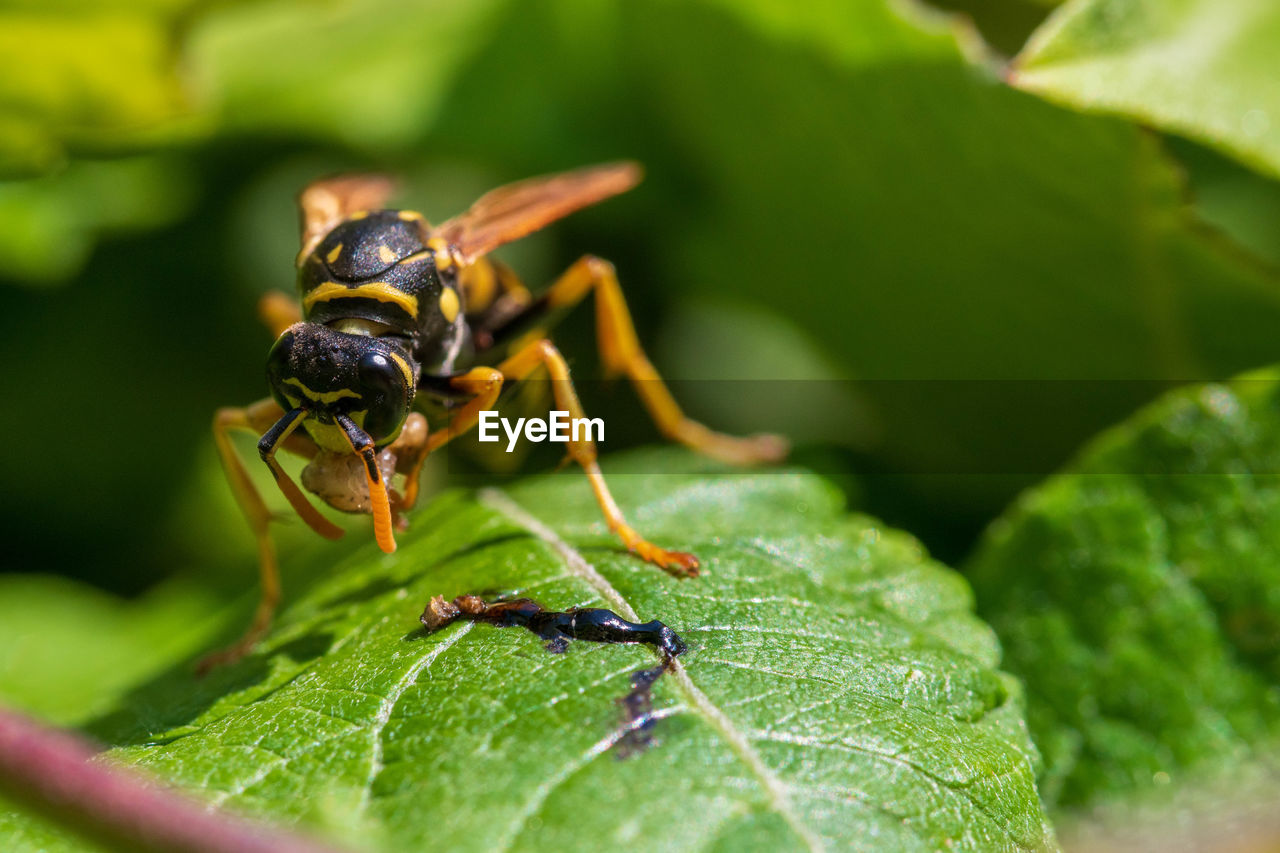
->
[357,350,411,442]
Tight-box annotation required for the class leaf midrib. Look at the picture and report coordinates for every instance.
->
[478,488,827,853]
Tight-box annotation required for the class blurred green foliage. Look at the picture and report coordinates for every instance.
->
[1013,0,1280,180]
[2,0,1280,844]
[968,371,1280,809]
[0,574,221,725]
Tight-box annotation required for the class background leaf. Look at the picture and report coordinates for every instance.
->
[0,3,199,175]
[3,452,1053,851]
[966,370,1280,810]
[0,575,223,726]
[1012,0,1280,180]
[188,0,505,149]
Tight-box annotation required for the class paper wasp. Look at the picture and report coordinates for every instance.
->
[207,162,787,669]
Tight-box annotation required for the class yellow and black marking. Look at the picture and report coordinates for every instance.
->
[296,209,469,374]
[303,281,420,317]
[458,257,532,348]
[438,288,460,323]
[265,323,415,450]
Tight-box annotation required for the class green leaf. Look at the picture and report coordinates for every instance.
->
[187,0,507,150]
[0,6,197,175]
[0,575,223,726]
[3,452,1054,851]
[966,371,1280,811]
[1012,0,1280,180]
[1170,137,1280,269]
[0,156,195,285]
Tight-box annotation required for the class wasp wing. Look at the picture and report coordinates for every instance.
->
[433,162,641,264]
[296,174,399,264]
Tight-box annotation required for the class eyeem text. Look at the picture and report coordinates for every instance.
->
[477,410,604,452]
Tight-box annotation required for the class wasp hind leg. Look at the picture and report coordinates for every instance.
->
[484,256,788,466]
[199,399,337,673]
[423,342,699,576]
[500,339,700,575]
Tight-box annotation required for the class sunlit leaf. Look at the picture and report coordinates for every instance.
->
[1013,0,1280,180]
[3,452,1054,851]
[188,0,506,150]
[0,9,195,175]
[0,576,222,726]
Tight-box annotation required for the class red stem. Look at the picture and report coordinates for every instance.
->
[0,706,345,853]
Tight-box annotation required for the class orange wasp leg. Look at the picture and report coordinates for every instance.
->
[334,414,396,555]
[543,256,788,466]
[258,291,302,338]
[426,341,699,577]
[202,399,329,672]
[259,411,346,542]
[387,412,430,527]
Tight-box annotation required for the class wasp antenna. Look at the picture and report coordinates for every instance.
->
[335,414,397,554]
[258,409,345,540]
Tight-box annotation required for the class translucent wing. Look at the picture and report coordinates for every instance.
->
[433,162,641,264]
[296,174,399,265]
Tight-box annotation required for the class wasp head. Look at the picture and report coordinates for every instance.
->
[266,324,417,446]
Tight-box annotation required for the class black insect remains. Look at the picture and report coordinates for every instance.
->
[421,595,687,755]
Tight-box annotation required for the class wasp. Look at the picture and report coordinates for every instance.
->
[206,163,787,669]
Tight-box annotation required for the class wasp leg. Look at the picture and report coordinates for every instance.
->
[485,256,788,465]
[459,258,534,346]
[334,413,396,554]
[200,399,332,673]
[258,291,302,338]
[427,340,699,576]
[387,413,429,529]
[258,409,345,542]
[416,366,501,453]
[503,339,699,575]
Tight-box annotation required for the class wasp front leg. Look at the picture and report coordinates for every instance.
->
[201,398,338,673]
[483,256,788,466]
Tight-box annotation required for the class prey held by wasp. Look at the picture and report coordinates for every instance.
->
[208,162,788,670]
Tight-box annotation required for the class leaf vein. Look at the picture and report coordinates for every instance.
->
[358,622,474,814]
[479,489,828,853]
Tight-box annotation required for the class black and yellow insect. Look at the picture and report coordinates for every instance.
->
[208,163,787,669]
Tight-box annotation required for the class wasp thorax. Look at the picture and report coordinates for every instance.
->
[266,323,417,444]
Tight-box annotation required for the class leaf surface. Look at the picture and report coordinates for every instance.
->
[967,371,1280,810]
[0,575,222,726]
[3,452,1054,852]
[1012,0,1280,179]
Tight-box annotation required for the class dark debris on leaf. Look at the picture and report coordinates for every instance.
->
[421,595,686,757]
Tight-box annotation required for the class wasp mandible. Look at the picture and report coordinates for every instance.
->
[207,163,788,669]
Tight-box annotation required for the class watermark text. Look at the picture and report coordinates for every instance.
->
[478,410,604,452]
